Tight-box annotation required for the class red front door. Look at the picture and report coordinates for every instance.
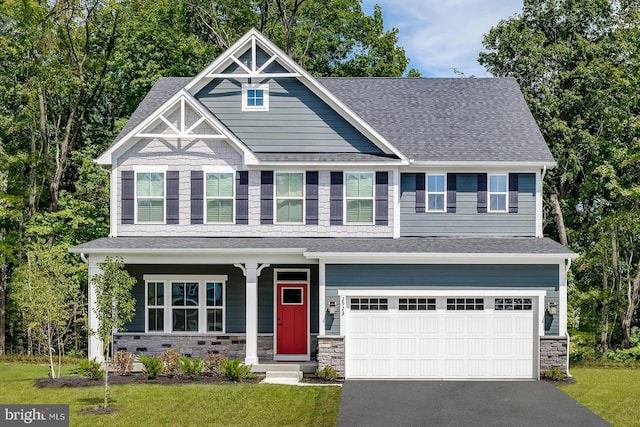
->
[276,283,308,355]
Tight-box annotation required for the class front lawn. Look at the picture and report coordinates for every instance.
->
[0,364,341,426]
[560,366,640,427]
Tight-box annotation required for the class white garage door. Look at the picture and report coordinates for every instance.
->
[344,296,538,379]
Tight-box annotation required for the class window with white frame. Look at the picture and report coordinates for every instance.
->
[136,172,165,222]
[145,276,226,333]
[345,172,374,223]
[206,172,234,223]
[427,175,445,212]
[489,174,508,212]
[147,281,164,332]
[275,172,304,223]
[242,84,269,111]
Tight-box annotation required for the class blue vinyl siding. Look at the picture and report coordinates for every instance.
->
[196,77,383,153]
[400,173,536,236]
[324,264,559,336]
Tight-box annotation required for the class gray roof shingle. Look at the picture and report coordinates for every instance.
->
[71,237,575,256]
[111,76,554,164]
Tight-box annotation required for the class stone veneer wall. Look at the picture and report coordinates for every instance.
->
[113,334,318,361]
[539,336,568,375]
[316,336,345,378]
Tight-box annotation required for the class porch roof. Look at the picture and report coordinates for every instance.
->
[71,236,576,258]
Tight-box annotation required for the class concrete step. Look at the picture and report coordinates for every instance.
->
[261,370,303,385]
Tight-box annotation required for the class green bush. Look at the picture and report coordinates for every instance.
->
[140,354,162,379]
[78,358,104,380]
[221,358,254,382]
[603,347,640,362]
[160,349,181,377]
[316,365,338,381]
[179,356,205,380]
[542,366,566,381]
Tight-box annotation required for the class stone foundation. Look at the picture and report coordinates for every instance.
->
[113,334,318,360]
[316,336,345,378]
[540,336,568,376]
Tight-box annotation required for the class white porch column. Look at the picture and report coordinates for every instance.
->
[87,257,104,362]
[318,261,326,335]
[236,262,259,365]
[559,259,570,336]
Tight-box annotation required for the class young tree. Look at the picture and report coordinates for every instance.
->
[9,246,82,377]
[92,256,136,409]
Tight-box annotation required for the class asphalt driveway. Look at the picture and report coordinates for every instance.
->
[338,381,610,427]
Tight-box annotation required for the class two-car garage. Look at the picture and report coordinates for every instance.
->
[340,291,546,379]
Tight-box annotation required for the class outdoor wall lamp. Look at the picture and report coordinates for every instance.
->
[547,301,558,316]
[328,301,337,315]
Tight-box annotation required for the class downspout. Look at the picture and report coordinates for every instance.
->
[80,253,89,264]
[565,257,572,378]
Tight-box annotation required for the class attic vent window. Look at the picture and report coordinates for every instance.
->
[242,84,269,111]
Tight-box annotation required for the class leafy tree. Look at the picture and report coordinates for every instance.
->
[479,0,640,352]
[91,256,136,408]
[9,246,82,377]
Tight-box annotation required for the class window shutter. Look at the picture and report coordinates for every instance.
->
[447,173,457,213]
[375,172,388,225]
[236,171,249,224]
[415,173,425,213]
[191,171,203,224]
[306,171,318,225]
[477,173,487,213]
[166,171,179,224]
[121,170,135,224]
[330,172,343,225]
[261,171,273,224]
[509,173,519,213]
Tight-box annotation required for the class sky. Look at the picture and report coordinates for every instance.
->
[362,0,523,77]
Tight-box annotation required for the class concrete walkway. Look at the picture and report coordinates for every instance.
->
[338,381,610,427]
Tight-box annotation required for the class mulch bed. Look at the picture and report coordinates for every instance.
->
[36,374,262,388]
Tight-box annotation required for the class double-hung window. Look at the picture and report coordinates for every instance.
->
[345,172,374,223]
[206,172,234,223]
[427,175,445,212]
[147,281,164,332]
[145,275,227,333]
[242,84,269,111]
[489,174,508,212]
[136,172,165,222]
[275,172,304,223]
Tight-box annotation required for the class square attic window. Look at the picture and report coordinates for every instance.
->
[242,84,269,111]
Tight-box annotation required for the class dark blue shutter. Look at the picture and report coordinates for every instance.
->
[121,170,135,224]
[415,173,425,213]
[191,171,203,224]
[509,173,519,213]
[375,172,388,225]
[477,173,487,213]
[330,172,343,225]
[305,171,318,225]
[447,173,457,213]
[260,171,273,224]
[166,171,179,224]
[236,171,249,224]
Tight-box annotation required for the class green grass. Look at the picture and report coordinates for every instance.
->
[560,367,640,427]
[0,363,341,426]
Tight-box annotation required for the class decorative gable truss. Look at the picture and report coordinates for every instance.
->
[96,90,258,165]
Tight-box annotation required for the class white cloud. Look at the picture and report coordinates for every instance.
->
[363,0,523,77]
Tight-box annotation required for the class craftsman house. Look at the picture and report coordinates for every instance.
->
[72,29,576,379]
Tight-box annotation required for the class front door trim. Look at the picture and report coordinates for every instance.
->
[274,268,310,361]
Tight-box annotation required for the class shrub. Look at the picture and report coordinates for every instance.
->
[140,354,162,379]
[204,353,226,377]
[113,350,135,376]
[160,349,181,377]
[221,358,254,382]
[603,347,640,362]
[542,366,565,381]
[179,356,205,380]
[78,358,104,380]
[315,365,338,381]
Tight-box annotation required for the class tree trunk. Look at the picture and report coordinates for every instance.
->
[621,260,640,349]
[0,264,5,355]
[47,323,56,378]
[600,270,609,354]
[550,194,568,246]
